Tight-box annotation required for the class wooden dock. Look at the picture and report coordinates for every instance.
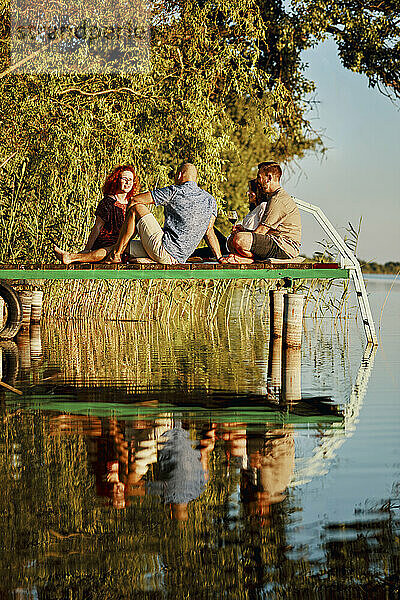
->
[0,261,346,281]
[1,261,379,346]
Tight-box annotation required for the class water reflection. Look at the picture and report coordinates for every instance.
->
[48,413,296,522]
[1,317,376,495]
[0,309,395,598]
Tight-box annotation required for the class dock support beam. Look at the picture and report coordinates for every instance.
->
[268,291,304,404]
[282,294,304,405]
[267,291,285,401]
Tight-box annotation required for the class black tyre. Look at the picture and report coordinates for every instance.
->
[0,282,23,339]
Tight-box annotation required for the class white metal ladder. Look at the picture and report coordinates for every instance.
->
[293,197,378,346]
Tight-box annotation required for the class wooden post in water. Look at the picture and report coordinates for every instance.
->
[0,297,4,328]
[17,330,31,372]
[267,290,285,401]
[19,291,33,329]
[283,293,304,349]
[31,290,43,324]
[30,323,42,363]
[282,293,304,404]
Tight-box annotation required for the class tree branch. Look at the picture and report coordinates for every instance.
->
[0,151,17,169]
[57,86,151,98]
[0,47,42,79]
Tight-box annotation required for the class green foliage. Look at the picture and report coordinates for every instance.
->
[291,0,400,99]
[361,260,400,273]
[219,98,318,228]
[0,0,398,261]
[0,0,316,260]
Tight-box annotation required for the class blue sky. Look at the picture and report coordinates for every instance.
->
[283,39,400,264]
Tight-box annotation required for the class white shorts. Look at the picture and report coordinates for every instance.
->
[128,213,177,264]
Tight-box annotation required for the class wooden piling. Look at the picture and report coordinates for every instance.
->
[267,290,286,401]
[31,290,43,324]
[269,290,285,340]
[282,347,302,404]
[283,293,304,349]
[30,323,42,362]
[282,293,304,404]
[17,330,31,371]
[19,291,33,328]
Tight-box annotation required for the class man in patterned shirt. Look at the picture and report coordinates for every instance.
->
[109,163,222,264]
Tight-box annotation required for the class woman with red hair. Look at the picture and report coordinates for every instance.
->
[54,165,140,264]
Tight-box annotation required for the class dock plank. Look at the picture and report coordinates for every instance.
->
[0,262,349,282]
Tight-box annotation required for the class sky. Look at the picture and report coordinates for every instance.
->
[282,39,400,264]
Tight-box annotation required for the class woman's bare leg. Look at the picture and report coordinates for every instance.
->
[108,206,138,263]
[53,245,109,265]
[110,204,151,263]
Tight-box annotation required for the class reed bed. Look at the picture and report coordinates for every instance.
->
[40,288,271,395]
[42,278,274,323]
[297,221,362,321]
[298,277,356,321]
[39,275,358,362]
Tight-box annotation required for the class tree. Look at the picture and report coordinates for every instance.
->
[291,0,400,100]
[0,0,398,261]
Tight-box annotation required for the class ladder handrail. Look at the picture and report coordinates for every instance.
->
[293,197,378,346]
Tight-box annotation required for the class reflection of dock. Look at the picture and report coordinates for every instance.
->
[2,310,345,428]
[1,307,377,489]
[0,323,42,391]
[291,344,377,485]
[1,326,378,507]
[8,389,345,427]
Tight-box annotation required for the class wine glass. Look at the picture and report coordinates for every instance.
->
[227,210,238,226]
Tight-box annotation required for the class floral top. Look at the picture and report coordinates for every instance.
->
[92,195,127,250]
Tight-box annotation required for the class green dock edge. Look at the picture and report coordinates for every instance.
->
[6,396,344,425]
[0,268,349,281]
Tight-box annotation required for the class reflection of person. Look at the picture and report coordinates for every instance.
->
[109,163,223,264]
[241,430,295,521]
[92,419,129,509]
[147,423,213,521]
[49,414,128,509]
[54,165,140,265]
[86,417,215,519]
[221,162,301,264]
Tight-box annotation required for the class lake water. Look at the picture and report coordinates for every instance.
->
[0,276,399,599]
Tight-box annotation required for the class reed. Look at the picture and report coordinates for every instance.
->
[42,278,274,323]
[294,220,363,321]
[40,287,271,395]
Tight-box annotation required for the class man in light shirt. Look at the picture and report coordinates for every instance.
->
[222,162,301,264]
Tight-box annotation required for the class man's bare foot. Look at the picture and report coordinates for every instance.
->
[105,251,122,264]
[53,245,72,265]
[220,253,254,265]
